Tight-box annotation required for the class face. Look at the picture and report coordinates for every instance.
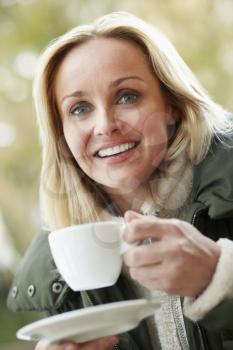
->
[55,37,176,195]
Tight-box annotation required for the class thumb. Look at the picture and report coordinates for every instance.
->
[124,210,143,222]
[35,340,50,350]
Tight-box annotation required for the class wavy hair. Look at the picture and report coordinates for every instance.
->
[33,11,233,230]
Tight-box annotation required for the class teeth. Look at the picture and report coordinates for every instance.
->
[97,142,136,158]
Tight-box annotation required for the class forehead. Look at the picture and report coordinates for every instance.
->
[55,37,152,87]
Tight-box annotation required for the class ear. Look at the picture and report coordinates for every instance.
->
[166,105,179,125]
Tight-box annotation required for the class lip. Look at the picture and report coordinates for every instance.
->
[93,140,139,157]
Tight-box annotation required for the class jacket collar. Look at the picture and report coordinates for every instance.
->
[192,135,233,219]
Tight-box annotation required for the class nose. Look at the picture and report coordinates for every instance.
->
[94,108,119,136]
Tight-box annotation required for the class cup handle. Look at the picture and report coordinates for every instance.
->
[120,240,139,255]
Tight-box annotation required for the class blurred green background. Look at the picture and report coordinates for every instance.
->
[0,0,233,349]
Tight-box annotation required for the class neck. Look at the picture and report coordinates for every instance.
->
[106,184,153,214]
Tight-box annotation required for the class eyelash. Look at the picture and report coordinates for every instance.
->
[69,103,92,117]
[69,91,140,117]
[118,91,139,105]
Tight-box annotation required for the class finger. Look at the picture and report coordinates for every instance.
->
[35,340,49,350]
[129,264,163,290]
[79,336,118,349]
[123,242,163,267]
[124,216,170,243]
[129,264,179,293]
[35,339,64,350]
[35,336,118,350]
[124,210,143,222]
[59,340,81,349]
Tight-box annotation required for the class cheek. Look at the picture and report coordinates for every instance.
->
[142,113,169,147]
[63,125,87,161]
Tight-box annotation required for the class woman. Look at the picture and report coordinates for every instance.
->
[7,11,233,350]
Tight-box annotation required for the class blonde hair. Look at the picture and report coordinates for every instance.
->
[33,11,233,230]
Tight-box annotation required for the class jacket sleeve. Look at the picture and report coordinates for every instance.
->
[7,233,73,313]
[183,135,233,332]
[183,238,233,331]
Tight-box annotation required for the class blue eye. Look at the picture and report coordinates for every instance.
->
[70,103,92,117]
[119,93,138,104]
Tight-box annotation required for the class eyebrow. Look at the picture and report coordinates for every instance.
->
[60,76,145,105]
[109,75,145,87]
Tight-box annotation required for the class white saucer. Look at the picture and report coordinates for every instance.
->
[17,299,160,344]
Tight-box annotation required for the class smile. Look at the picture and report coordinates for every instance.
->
[96,142,138,158]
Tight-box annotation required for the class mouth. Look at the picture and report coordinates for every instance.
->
[94,141,139,158]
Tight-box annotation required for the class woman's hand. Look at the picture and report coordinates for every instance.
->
[123,211,221,297]
[35,336,118,350]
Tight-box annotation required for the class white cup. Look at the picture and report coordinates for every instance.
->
[48,221,135,291]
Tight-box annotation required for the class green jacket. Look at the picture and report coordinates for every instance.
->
[7,136,233,350]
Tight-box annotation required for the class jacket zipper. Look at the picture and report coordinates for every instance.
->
[85,291,120,350]
[191,206,210,350]
[171,296,190,350]
[169,206,208,350]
